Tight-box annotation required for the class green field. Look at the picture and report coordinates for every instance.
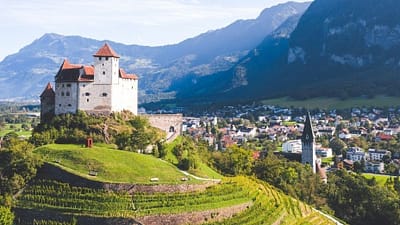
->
[34,144,198,184]
[363,173,393,186]
[0,123,32,137]
[261,95,400,109]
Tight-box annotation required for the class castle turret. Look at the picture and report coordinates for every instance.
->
[301,112,317,173]
[40,82,55,122]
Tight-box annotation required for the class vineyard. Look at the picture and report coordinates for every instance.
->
[15,176,337,224]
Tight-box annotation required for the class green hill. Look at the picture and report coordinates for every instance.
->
[13,143,339,224]
[34,144,196,184]
[14,176,337,225]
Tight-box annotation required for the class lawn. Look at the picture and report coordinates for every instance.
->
[0,123,32,137]
[34,144,199,184]
[261,95,400,110]
[362,173,393,186]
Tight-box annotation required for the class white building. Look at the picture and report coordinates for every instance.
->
[42,43,138,116]
[282,140,302,153]
[316,147,333,158]
[368,149,391,161]
[346,147,368,162]
[365,161,384,173]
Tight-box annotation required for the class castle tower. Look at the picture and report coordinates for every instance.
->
[93,43,120,85]
[301,112,317,173]
[40,82,55,122]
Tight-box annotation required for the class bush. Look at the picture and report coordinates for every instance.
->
[0,206,14,225]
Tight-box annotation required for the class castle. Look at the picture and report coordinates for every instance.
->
[40,43,138,119]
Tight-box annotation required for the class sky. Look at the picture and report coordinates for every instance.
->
[0,0,310,61]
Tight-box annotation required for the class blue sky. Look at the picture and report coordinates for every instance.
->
[0,0,310,61]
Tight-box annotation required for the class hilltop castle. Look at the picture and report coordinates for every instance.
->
[40,43,138,119]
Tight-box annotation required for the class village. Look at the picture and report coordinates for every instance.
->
[164,104,400,176]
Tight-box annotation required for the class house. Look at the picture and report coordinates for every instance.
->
[316,147,333,158]
[40,43,138,117]
[346,147,368,162]
[365,161,384,173]
[237,126,257,138]
[317,126,336,137]
[282,140,302,153]
[368,149,391,161]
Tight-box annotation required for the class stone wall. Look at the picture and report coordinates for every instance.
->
[146,114,183,142]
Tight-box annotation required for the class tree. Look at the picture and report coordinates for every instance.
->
[0,139,42,195]
[212,145,253,175]
[0,206,13,225]
[329,138,347,155]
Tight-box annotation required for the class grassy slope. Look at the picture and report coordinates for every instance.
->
[163,137,224,179]
[34,144,197,184]
[0,123,32,137]
[362,173,392,186]
[261,95,400,109]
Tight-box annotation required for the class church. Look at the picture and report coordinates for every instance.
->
[40,43,138,119]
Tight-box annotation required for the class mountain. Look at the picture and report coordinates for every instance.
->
[0,1,310,102]
[176,0,400,104]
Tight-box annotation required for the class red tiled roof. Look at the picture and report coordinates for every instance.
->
[61,59,82,69]
[119,69,138,80]
[40,82,55,98]
[93,43,120,58]
[83,66,94,75]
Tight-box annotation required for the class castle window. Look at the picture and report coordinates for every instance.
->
[85,92,90,96]
[82,84,86,87]
[106,57,109,61]
[58,104,61,107]
[68,104,72,107]
[62,84,65,87]
[66,84,71,87]
[99,57,102,61]
[66,92,70,96]
[102,93,108,97]
[61,92,64,96]
[103,71,105,75]
[87,99,89,102]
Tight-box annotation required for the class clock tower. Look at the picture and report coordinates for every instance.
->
[301,112,317,173]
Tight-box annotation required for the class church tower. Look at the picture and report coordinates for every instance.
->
[301,112,317,173]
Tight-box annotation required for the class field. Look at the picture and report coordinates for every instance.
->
[0,123,32,137]
[363,173,393,186]
[15,176,337,225]
[34,144,197,184]
[261,95,400,109]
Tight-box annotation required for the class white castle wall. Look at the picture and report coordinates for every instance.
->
[55,82,79,115]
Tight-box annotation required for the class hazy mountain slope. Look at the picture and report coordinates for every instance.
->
[0,1,310,102]
[175,0,400,104]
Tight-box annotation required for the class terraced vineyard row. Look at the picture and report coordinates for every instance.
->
[206,177,336,225]
[16,178,252,218]
[16,177,337,224]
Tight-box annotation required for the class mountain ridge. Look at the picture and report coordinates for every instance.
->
[0,1,310,102]
[174,0,400,104]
